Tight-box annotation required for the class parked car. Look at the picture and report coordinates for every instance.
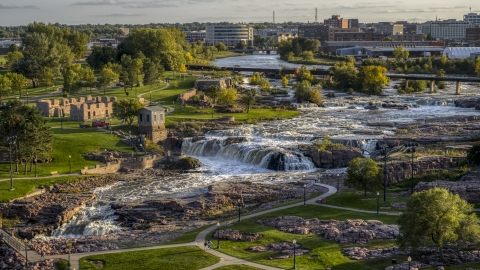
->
[92,120,109,127]
[355,57,363,62]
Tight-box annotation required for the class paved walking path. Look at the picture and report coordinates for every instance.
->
[15,182,480,269]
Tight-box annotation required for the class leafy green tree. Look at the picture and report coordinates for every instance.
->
[38,67,56,92]
[293,80,323,103]
[249,72,262,85]
[295,65,314,82]
[467,144,480,164]
[142,58,161,94]
[204,85,221,117]
[398,80,427,93]
[216,42,227,52]
[235,41,246,50]
[476,58,480,78]
[357,65,389,95]
[281,76,289,87]
[80,66,97,91]
[120,54,143,94]
[302,51,314,61]
[259,78,270,91]
[217,88,238,106]
[87,46,117,70]
[112,99,145,126]
[278,39,293,60]
[99,67,119,95]
[344,157,382,196]
[6,72,27,97]
[62,64,82,95]
[5,51,23,68]
[330,62,358,90]
[397,188,480,261]
[0,74,12,101]
[239,89,256,113]
[393,45,409,62]
[308,88,323,104]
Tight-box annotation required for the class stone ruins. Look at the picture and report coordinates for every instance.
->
[36,96,117,121]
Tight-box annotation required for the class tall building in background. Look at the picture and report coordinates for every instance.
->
[416,20,474,41]
[324,15,348,28]
[298,24,329,42]
[183,30,206,43]
[206,24,253,46]
[374,22,403,35]
[348,19,359,28]
[464,13,480,26]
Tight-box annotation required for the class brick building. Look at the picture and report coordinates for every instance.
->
[138,106,168,144]
[466,28,480,42]
[298,24,329,42]
[324,15,348,28]
[36,96,117,121]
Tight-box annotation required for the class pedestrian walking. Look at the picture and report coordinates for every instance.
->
[40,251,45,259]
[207,240,212,250]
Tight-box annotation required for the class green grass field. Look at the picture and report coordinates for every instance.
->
[326,191,407,212]
[0,128,133,179]
[0,175,87,203]
[0,55,6,65]
[207,205,401,270]
[79,246,220,270]
[213,265,260,270]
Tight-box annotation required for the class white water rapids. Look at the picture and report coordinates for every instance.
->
[47,56,480,238]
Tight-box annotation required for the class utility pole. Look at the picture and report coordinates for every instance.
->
[273,11,275,24]
[315,8,318,23]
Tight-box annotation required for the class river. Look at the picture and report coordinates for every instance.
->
[213,53,330,70]
[49,55,480,238]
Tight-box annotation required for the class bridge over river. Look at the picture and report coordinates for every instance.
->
[187,65,480,94]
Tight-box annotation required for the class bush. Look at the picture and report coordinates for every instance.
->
[437,81,446,89]
[348,88,354,94]
[327,92,335,98]
[57,259,69,270]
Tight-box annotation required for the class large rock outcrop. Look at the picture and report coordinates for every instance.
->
[304,147,363,168]
[414,172,480,204]
[384,157,459,183]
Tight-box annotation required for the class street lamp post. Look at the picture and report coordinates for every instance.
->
[216,222,220,249]
[60,111,63,129]
[237,199,241,222]
[303,184,306,206]
[23,238,28,268]
[26,91,29,104]
[381,144,388,204]
[392,259,397,270]
[69,155,72,173]
[7,136,16,191]
[408,256,412,270]
[376,191,380,215]
[292,239,297,269]
[149,90,152,105]
[336,174,340,193]
[404,142,419,195]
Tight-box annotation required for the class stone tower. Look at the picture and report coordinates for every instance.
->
[137,106,168,144]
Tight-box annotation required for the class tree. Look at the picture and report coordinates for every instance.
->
[5,51,23,68]
[87,46,117,70]
[217,88,238,106]
[80,66,97,91]
[293,80,323,103]
[178,64,187,73]
[393,45,409,62]
[308,89,323,104]
[475,58,480,78]
[112,99,145,126]
[281,76,289,87]
[216,42,227,52]
[239,89,256,113]
[357,65,389,95]
[120,54,142,94]
[295,65,314,82]
[142,58,161,94]
[62,65,82,95]
[259,78,270,91]
[99,67,119,95]
[0,74,12,101]
[302,51,314,61]
[6,72,27,97]
[344,157,382,196]
[397,188,480,261]
[37,67,56,91]
[204,85,221,117]
[235,41,246,50]
[467,144,480,164]
[330,62,358,90]
[249,72,262,85]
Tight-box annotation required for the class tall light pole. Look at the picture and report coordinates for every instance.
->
[7,136,16,191]
[237,199,241,222]
[376,191,380,215]
[404,142,419,195]
[381,144,388,204]
[216,222,220,249]
[69,155,72,173]
[408,256,412,270]
[302,184,306,206]
[60,111,63,129]
[292,239,297,269]
[336,174,340,193]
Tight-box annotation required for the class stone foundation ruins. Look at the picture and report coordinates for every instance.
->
[36,96,117,121]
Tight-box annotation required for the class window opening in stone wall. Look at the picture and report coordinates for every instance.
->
[154,114,157,122]
[88,111,91,119]
[106,110,109,117]
[140,114,143,121]
[147,115,150,122]
[93,111,96,117]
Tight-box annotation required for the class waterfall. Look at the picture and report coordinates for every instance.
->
[182,138,315,171]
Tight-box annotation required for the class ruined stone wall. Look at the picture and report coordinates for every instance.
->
[384,157,459,183]
[80,155,159,174]
[138,125,168,144]
[415,179,480,204]
[81,162,121,175]
[37,96,117,120]
[177,88,197,103]
[194,78,233,91]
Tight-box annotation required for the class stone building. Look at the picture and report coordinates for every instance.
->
[194,78,234,91]
[36,96,117,121]
[138,106,168,144]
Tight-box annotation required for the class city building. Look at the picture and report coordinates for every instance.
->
[443,47,480,59]
[396,21,418,34]
[328,27,360,41]
[348,19,359,28]
[416,20,474,41]
[137,106,167,144]
[206,24,253,46]
[320,40,435,54]
[119,27,130,36]
[335,44,444,57]
[464,13,480,26]
[298,24,329,42]
[374,22,404,35]
[324,15,348,28]
[274,32,298,43]
[466,28,480,42]
[183,30,206,43]
[331,29,423,42]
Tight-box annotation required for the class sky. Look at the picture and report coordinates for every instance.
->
[0,0,478,26]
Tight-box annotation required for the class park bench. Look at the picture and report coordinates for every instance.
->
[50,171,58,175]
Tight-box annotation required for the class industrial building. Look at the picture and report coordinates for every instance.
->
[335,44,444,58]
[416,20,474,41]
[443,47,480,59]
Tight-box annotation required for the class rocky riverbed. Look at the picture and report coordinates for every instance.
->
[1,236,56,270]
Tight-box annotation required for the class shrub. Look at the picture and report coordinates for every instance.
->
[57,259,69,270]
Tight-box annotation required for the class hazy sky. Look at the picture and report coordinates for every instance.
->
[0,0,478,26]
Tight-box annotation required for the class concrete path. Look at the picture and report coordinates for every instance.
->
[0,172,81,183]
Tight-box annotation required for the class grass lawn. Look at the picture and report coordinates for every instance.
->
[0,128,133,179]
[167,225,213,245]
[207,205,400,270]
[326,191,407,212]
[79,246,220,270]
[424,262,480,270]
[0,175,87,203]
[0,55,6,65]
[213,265,260,270]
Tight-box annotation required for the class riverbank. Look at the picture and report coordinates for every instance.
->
[284,56,338,66]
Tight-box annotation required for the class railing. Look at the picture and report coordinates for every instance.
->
[0,228,26,254]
